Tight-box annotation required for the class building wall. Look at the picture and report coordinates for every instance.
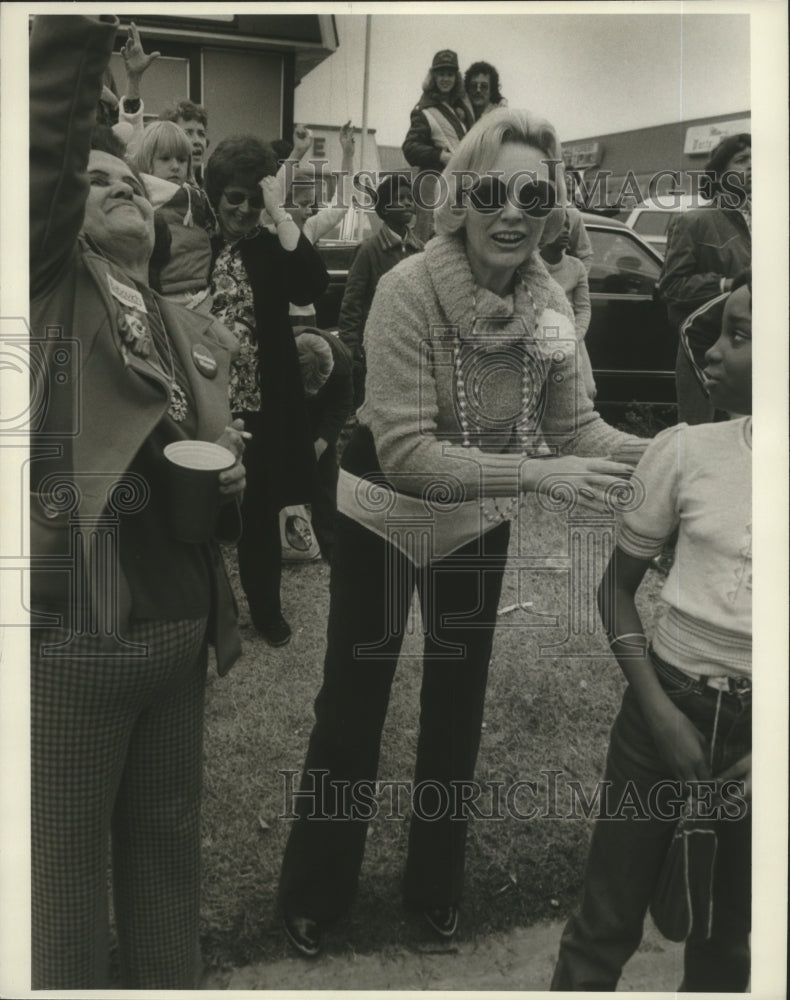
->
[110,48,285,147]
[563,111,751,208]
[105,14,337,150]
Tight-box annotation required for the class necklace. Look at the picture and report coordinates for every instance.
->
[146,294,189,423]
[453,279,541,523]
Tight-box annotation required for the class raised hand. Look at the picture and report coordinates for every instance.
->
[339,120,356,157]
[259,174,286,220]
[292,124,314,160]
[121,22,161,79]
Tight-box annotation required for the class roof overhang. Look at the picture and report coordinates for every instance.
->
[112,13,338,81]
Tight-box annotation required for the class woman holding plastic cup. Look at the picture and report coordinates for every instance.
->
[29,15,247,989]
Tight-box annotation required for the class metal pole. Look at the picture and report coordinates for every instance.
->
[359,15,371,180]
[350,15,371,242]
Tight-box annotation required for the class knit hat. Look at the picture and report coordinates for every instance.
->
[296,330,335,396]
[374,173,413,220]
[431,49,459,70]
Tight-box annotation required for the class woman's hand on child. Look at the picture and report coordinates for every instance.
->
[522,456,634,511]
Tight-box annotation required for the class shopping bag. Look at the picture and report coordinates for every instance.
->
[279,505,321,562]
[649,809,718,942]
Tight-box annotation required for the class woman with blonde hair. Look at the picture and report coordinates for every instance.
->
[279,106,646,957]
[402,49,474,241]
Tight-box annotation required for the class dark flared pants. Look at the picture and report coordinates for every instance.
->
[279,514,510,920]
[235,412,284,626]
[309,444,340,562]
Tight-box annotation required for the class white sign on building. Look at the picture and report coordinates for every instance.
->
[684,118,751,155]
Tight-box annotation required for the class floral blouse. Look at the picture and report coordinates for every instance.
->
[210,236,260,412]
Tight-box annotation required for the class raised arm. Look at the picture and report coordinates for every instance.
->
[306,121,356,241]
[117,22,160,161]
[264,194,329,308]
[30,14,119,298]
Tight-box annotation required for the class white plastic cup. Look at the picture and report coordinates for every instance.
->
[163,440,236,544]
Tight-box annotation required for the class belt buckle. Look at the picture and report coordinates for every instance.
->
[706,675,751,694]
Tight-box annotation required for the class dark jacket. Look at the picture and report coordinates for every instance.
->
[30,14,241,671]
[401,95,471,172]
[657,205,751,330]
[338,226,425,403]
[210,225,329,510]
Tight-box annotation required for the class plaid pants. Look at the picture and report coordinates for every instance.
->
[31,618,208,989]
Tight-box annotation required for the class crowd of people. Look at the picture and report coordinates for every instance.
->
[28,15,752,993]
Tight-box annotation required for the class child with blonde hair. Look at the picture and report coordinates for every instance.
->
[129,120,217,311]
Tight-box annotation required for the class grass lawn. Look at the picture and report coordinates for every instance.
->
[199,489,667,973]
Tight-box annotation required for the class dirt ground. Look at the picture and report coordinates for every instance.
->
[203,915,683,992]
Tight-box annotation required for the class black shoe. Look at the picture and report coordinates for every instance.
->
[256,613,292,647]
[283,912,322,957]
[424,905,458,940]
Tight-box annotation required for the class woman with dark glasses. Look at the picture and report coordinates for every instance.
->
[205,137,328,646]
[279,108,645,957]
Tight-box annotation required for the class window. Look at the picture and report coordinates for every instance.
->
[587,230,661,295]
[632,210,677,238]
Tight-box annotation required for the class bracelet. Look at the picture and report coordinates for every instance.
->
[609,632,648,646]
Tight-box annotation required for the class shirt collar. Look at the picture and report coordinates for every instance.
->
[378,224,424,253]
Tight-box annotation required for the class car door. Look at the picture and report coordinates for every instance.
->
[585,225,677,410]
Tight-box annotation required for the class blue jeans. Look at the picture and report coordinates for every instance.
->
[551,651,751,992]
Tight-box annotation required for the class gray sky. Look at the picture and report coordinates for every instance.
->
[295,9,751,148]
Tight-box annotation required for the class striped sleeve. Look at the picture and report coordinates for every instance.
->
[616,424,684,558]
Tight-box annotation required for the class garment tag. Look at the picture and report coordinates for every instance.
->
[192,345,218,378]
[107,274,147,313]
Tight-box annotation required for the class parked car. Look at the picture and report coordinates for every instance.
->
[621,195,710,255]
[314,211,677,422]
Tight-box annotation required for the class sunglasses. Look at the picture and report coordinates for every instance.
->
[223,188,264,209]
[468,176,556,218]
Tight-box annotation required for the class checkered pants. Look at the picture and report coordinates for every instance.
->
[31,618,208,989]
